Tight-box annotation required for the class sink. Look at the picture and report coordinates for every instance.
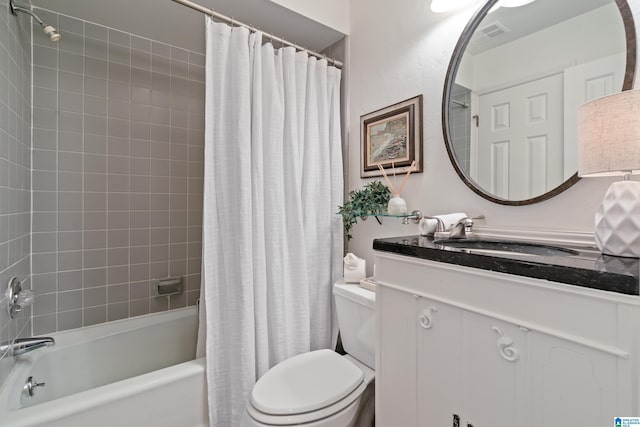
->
[433,239,580,257]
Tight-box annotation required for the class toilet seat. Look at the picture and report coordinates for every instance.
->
[246,350,367,426]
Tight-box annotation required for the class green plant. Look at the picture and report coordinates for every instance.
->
[338,180,391,240]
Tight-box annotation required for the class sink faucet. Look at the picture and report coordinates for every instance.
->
[0,337,55,357]
[423,216,447,237]
[449,215,485,239]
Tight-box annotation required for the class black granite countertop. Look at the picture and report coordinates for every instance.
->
[373,235,640,296]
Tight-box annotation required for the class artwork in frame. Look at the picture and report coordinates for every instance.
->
[360,95,423,178]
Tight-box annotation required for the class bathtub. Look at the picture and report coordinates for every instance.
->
[0,307,209,427]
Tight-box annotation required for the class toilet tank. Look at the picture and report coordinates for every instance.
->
[333,281,375,369]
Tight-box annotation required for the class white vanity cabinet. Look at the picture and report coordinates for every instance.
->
[375,252,637,427]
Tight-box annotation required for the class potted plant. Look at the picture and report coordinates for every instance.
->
[338,181,391,240]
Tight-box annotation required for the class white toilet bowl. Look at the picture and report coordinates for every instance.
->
[241,282,376,427]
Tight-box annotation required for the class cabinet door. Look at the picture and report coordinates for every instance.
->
[377,286,417,427]
[461,312,528,427]
[416,297,464,426]
[530,332,619,427]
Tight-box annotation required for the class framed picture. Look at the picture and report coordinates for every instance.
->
[360,95,423,178]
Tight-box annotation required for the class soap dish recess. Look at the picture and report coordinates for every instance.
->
[154,276,184,297]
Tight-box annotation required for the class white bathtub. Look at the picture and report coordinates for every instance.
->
[0,307,209,427]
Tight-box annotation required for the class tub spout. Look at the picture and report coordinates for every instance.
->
[0,337,55,357]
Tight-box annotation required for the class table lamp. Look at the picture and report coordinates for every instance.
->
[578,89,640,258]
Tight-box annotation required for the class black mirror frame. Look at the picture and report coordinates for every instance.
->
[442,0,637,206]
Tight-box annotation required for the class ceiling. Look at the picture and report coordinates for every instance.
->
[30,0,346,53]
[468,0,613,54]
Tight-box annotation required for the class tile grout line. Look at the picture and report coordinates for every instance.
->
[80,18,85,330]
[28,9,34,337]
[53,12,59,334]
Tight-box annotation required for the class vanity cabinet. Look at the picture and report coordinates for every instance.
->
[375,252,636,427]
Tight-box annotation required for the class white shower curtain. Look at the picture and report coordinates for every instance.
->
[197,17,343,426]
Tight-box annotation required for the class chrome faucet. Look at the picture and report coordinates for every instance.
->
[448,215,485,239]
[0,337,55,357]
[422,215,446,233]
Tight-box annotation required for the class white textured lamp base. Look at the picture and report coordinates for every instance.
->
[595,180,640,258]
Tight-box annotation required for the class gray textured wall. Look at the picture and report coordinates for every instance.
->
[0,0,32,385]
[30,10,204,335]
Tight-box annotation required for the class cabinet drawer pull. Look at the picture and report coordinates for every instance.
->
[492,326,520,362]
[418,307,437,329]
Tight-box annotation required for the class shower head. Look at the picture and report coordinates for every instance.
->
[42,25,61,42]
[9,0,61,42]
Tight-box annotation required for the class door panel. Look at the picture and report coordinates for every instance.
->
[461,312,528,427]
[530,332,618,427]
[377,287,418,427]
[416,298,463,426]
[478,74,563,200]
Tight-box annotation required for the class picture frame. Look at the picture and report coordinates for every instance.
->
[360,95,423,178]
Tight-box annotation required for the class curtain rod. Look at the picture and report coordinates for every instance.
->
[171,0,343,69]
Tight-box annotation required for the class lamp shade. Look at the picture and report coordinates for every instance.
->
[578,89,640,177]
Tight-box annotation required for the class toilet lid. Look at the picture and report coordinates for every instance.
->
[250,349,364,416]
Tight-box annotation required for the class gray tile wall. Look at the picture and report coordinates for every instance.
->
[0,0,32,383]
[31,10,204,334]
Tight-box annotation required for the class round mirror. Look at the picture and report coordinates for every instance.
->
[443,0,636,205]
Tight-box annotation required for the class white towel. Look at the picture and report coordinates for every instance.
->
[419,218,437,236]
[343,253,366,283]
[419,212,468,236]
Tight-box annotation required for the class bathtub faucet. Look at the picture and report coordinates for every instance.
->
[0,337,55,357]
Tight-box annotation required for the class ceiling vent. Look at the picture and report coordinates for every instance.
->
[477,21,510,40]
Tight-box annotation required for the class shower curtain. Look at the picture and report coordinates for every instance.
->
[197,17,344,426]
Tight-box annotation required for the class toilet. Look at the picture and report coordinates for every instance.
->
[241,280,376,427]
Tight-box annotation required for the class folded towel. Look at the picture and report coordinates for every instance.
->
[419,218,437,236]
[419,212,467,236]
[343,253,366,283]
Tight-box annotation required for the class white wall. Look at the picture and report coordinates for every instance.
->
[346,0,640,273]
[471,3,625,93]
[268,0,350,34]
